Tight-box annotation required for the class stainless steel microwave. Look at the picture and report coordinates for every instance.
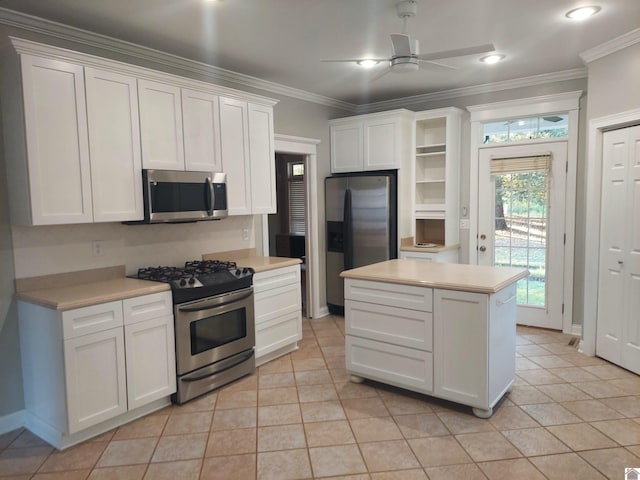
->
[142,169,227,223]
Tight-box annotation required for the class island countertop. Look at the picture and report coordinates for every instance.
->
[340,259,528,294]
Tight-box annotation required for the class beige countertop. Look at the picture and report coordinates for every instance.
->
[202,251,302,273]
[16,278,170,311]
[340,259,528,294]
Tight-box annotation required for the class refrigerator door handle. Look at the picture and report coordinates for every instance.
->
[344,188,354,270]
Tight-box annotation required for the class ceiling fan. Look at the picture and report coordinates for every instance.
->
[322,0,496,79]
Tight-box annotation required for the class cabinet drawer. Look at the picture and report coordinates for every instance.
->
[253,266,300,293]
[254,284,300,325]
[346,336,433,393]
[256,310,301,358]
[346,300,432,351]
[62,301,123,339]
[123,291,173,325]
[345,279,432,312]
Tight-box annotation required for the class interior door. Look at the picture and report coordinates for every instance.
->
[477,142,567,330]
[596,126,640,373]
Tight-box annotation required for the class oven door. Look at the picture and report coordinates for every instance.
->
[175,287,255,375]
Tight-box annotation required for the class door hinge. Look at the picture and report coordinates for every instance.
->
[566,161,568,173]
[562,303,565,314]
[563,233,566,245]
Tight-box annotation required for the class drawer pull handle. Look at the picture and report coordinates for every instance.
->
[497,295,516,306]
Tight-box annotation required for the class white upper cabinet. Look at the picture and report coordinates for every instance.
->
[219,96,252,215]
[11,54,93,225]
[248,103,276,214]
[138,79,185,170]
[330,109,413,173]
[85,67,143,222]
[181,88,222,172]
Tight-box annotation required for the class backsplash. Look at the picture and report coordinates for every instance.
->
[12,216,254,279]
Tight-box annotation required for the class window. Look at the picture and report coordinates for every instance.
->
[483,114,569,144]
[288,161,305,235]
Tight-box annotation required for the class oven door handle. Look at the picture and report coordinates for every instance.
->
[181,349,255,382]
[177,289,253,312]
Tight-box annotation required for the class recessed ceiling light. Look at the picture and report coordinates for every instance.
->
[565,5,601,20]
[357,59,380,68]
[480,54,505,65]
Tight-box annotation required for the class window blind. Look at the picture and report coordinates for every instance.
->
[490,153,552,175]
[288,180,305,235]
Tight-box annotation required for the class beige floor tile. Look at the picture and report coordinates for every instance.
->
[515,357,539,371]
[394,413,449,438]
[163,411,213,435]
[31,469,91,479]
[324,355,346,370]
[516,368,565,385]
[291,346,323,360]
[40,442,107,472]
[478,458,546,480]
[8,431,49,449]
[378,392,432,415]
[205,428,256,457]
[316,334,345,347]
[335,381,379,400]
[170,392,217,412]
[530,452,606,479]
[573,380,629,398]
[329,368,351,383]
[560,353,608,367]
[222,374,258,392]
[527,354,574,369]
[501,427,570,456]
[303,420,355,447]
[359,439,420,472]
[536,384,592,402]
[561,399,625,421]
[520,403,582,425]
[436,411,495,434]
[258,449,313,479]
[516,345,553,356]
[608,378,640,395]
[370,469,426,480]
[349,417,403,443]
[112,415,168,440]
[0,429,24,451]
[257,355,293,374]
[300,400,346,423]
[546,423,617,451]
[549,367,600,383]
[258,372,296,389]
[591,418,640,445]
[425,463,488,480]
[580,448,640,479]
[96,439,157,468]
[488,406,539,430]
[257,424,307,452]
[258,403,302,426]
[582,364,634,380]
[293,357,327,372]
[211,407,257,431]
[143,459,201,480]
[455,431,522,462]
[215,389,258,409]
[258,386,299,406]
[295,369,333,386]
[321,345,345,357]
[87,464,146,480]
[342,398,389,419]
[408,436,472,467]
[201,453,256,480]
[150,433,207,462]
[505,385,553,405]
[297,384,339,403]
[538,343,582,355]
[308,445,366,478]
[601,396,640,417]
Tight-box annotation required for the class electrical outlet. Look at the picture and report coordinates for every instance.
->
[459,219,470,229]
[242,228,249,241]
[92,240,104,257]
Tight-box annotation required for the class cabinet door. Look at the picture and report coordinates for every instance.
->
[433,289,488,409]
[85,67,143,222]
[364,117,399,170]
[64,327,127,433]
[20,54,92,224]
[219,97,251,215]
[182,88,222,172]
[138,79,185,170]
[248,103,276,214]
[125,315,176,410]
[330,122,363,173]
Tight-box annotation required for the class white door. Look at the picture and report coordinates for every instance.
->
[596,126,640,373]
[330,122,363,173]
[182,88,222,172]
[364,117,398,171]
[248,103,276,214]
[478,142,567,330]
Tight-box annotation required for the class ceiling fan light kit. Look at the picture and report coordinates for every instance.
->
[565,5,601,20]
[480,54,505,64]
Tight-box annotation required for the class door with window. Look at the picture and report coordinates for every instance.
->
[478,142,567,329]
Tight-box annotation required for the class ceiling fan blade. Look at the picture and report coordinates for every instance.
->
[418,60,459,70]
[320,58,388,63]
[416,43,495,62]
[390,33,412,57]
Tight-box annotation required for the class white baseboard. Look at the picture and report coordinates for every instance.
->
[0,410,26,436]
[314,306,330,318]
[571,323,583,337]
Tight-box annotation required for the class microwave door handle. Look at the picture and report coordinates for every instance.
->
[205,177,214,216]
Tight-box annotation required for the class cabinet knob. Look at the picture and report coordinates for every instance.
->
[479,246,486,252]
[618,260,624,265]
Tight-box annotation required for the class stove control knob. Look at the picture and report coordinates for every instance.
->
[179,278,186,286]
[242,267,249,274]
[188,276,196,285]
[235,269,242,276]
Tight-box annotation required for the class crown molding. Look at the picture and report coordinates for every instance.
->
[356,68,587,113]
[0,7,356,112]
[580,28,640,64]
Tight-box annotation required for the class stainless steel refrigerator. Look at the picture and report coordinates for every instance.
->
[325,171,397,314]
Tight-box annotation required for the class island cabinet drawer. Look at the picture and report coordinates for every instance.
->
[344,279,432,312]
[345,300,432,351]
[62,301,123,340]
[346,336,433,393]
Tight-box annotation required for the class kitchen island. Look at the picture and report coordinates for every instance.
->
[340,259,528,418]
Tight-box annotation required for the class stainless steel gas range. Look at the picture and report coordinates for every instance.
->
[135,260,255,404]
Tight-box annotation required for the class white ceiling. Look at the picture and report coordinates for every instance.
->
[0,0,638,105]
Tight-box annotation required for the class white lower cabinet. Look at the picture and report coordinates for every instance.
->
[19,291,175,449]
[345,278,516,417]
[399,249,459,263]
[253,265,302,365]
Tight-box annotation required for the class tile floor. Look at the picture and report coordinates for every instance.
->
[2,315,640,479]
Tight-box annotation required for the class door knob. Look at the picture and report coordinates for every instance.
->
[479,246,486,252]
[618,260,624,265]
[480,234,486,240]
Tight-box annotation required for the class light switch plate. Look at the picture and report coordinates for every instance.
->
[459,219,470,229]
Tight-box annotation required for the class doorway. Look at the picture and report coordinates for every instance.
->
[478,142,568,330]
